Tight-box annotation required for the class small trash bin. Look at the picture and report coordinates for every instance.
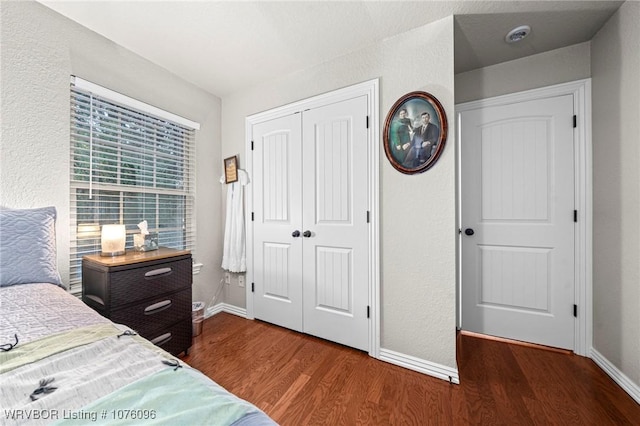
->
[192,302,205,337]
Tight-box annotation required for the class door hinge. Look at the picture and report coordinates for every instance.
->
[251,212,254,221]
[573,304,577,317]
[574,210,578,222]
[366,211,370,223]
[251,283,255,293]
[251,140,254,150]
[367,305,370,318]
[366,116,369,129]
[573,115,577,128]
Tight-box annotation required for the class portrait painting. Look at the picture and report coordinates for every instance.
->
[383,91,448,174]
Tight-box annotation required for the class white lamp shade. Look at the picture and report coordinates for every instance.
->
[101,224,126,256]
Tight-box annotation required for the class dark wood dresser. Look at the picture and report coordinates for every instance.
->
[82,247,193,356]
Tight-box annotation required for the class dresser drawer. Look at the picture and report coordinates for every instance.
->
[110,258,191,306]
[110,288,191,337]
[146,318,192,357]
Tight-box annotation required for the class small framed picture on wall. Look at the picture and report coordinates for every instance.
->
[224,155,238,183]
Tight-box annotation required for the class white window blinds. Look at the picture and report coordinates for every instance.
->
[69,77,197,294]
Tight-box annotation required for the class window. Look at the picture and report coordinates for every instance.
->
[69,77,198,294]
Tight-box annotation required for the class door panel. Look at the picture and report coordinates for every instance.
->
[252,114,303,332]
[478,246,550,311]
[461,94,575,350]
[481,118,550,220]
[315,247,352,312]
[302,96,369,351]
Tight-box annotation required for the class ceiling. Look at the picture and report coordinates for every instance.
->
[39,1,624,97]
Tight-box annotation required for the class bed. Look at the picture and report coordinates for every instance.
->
[0,207,277,425]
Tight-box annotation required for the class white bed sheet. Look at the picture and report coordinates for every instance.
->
[0,283,109,346]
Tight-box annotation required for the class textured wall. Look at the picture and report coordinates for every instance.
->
[455,41,591,103]
[222,18,457,369]
[0,1,223,307]
[591,0,640,389]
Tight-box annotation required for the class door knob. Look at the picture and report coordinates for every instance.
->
[464,228,475,236]
[303,230,312,238]
[292,230,300,238]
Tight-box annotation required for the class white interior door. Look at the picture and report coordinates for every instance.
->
[460,94,575,350]
[301,96,369,351]
[252,113,303,332]
[251,95,370,351]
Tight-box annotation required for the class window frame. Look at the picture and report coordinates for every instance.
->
[69,77,198,295]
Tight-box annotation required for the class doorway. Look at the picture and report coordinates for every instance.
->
[457,80,592,355]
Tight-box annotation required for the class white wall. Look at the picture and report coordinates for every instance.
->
[222,18,457,369]
[591,0,640,390]
[0,1,224,308]
[455,41,591,103]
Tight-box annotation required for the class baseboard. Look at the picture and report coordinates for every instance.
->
[591,348,640,405]
[205,303,247,319]
[379,348,460,384]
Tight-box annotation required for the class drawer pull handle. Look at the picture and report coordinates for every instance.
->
[144,300,172,315]
[150,332,172,346]
[144,267,173,278]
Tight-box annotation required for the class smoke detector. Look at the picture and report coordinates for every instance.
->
[505,25,531,43]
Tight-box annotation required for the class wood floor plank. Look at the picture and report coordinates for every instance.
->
[183,313,640,425]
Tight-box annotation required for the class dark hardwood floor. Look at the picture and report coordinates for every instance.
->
[183,313,639,425]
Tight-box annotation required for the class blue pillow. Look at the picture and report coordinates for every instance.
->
[0,206,63,287]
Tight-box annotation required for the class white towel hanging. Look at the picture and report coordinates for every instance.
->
[220,169,249,272]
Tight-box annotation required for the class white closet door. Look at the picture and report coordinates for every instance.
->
[252,113,303,332]
[301,95,370,351]
[460,94,575,350]
[251,95,370,352]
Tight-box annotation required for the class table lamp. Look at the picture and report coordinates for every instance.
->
[101,224,126,256]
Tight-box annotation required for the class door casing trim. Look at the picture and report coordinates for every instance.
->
[244,78,381,357]
[455,79,592,357]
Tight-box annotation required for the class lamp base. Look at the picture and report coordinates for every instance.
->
[100,250,125,257]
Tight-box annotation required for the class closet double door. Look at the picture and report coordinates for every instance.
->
[251,95,369,351]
